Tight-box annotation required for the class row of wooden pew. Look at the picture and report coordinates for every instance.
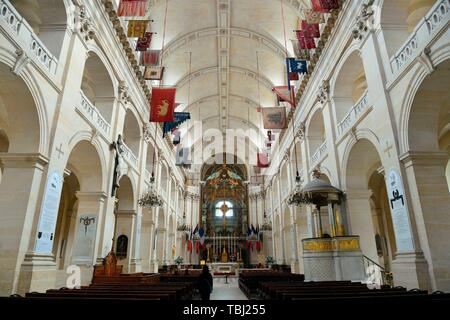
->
[25,273,197,301]
[238,271,305,298]
[254,278,450,302]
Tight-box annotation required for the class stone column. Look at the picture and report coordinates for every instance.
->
[345,189,378,261]
[400,151,449,291]
[0,153,49,295]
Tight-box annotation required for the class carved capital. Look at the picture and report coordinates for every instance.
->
[317,80,330,104]
[295,121,306,140]
[352,1,375,41]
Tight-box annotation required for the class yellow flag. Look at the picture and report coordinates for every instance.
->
[127,20,148,38]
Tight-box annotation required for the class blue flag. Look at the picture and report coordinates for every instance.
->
[163,112,191,137]
[288,58,308,74]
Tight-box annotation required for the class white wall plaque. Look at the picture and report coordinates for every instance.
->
[386,168,414,252]
[35,170,63,254]
[72,213,97,265]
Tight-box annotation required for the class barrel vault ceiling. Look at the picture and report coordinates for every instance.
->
[145,0,309,163]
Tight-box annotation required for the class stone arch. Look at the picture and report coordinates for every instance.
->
[10,0,70,58]
[145,141,157,178]
[156,208,166,264]
[81,50,116,123]
[344,138,390,265]
[282,205,292,263]
[331,50,368,125]
[403,58,450,291]
[122,108,142,158]
[379,0,435,57]
[273,212,282,263]
[0,62,43,154]
[66,131,107,191]
[52,139,105,269]
[306,107,326,161]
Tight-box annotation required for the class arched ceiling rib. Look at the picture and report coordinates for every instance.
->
[146,0,305,160]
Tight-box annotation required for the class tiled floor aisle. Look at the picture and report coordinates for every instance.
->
[210,277,248,300]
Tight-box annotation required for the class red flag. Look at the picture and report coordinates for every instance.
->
[319,0,340,10]
[272,86,295,107]
[141,50,160,66]
[301,20,320,38]
[289,72,299,81]
[187,239,192,252]
[257,153,270,168]
[118,0,147,17]
[311,0,329,13]
[150,87,176,122]
[136,32,153,51]
[195,241,199,253]
[299,37,316,49]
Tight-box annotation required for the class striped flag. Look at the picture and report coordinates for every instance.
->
[141,50,161,66]
[118,0,147,17]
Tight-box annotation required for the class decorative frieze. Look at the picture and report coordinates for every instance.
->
[317,80,330,104]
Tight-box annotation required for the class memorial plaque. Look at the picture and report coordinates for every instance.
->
[35,171,63,253]
[72,213,97,264]
[386,168,414,252]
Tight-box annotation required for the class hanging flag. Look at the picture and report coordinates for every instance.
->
[291,40,311,60]
[172,129,181,145]
[127,20,148,38]
[150,87,176,122]
[299,36,316,49]
[176,146,190,166]
[272,86,295,107]
[118,0,147,17]
[305,9,325,24]
[136,32,153,51]
[144,66,164,80]
[163,112,191,136]
[319,0,340,10]
[289,72,299,81]
[300,20,320,38]
[257,153,270,168]
[311,0,330,13]
[296,30,317,49]
[141,50,161,66]
[288,58,308,74]
[262,107,287,129]
[198,228,205,246]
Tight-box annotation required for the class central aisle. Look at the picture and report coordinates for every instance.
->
[210,277,248,300]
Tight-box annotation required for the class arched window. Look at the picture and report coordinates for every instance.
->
[215,200,234,218]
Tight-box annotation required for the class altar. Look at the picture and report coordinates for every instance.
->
[209,262,240,275]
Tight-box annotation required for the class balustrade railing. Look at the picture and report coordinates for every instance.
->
[390,0,449,74]
[310,140,327,166]
[337,91,369,137]
[78,91,112,138]
[0,0,58,74]
[122,142,138,168]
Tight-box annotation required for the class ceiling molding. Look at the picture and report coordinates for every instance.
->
[178,94,263,113]
[160,27,287,63]
[175,66,275,91]
[149,0,308,15]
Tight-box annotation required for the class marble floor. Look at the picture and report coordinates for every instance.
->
[210,277,248,300]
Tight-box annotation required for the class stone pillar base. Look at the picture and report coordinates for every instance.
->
[391,252,432,291]
[17,253,57,295]
[129,259,142,273]
[290,259,300,274]
[150,260,159,273]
